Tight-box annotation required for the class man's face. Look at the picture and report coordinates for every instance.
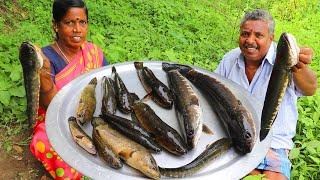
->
[239,20,274,63]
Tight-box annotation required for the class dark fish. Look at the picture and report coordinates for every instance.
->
[166,69,202,150]
[101,76,117,115]
[19,42,43,126]
[68,116,96,155]
[260,33,299,141]
[112,66,134,113]
[76,77,97,125]
[134,61,173,109]
[100,113,162,153]
[159,138,232,178]
[162,63,256,154]
[92,118,123,169]
[92,117,160,179]
[132,101,187,156]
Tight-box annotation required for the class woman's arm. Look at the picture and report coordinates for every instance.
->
[39,54,58,109]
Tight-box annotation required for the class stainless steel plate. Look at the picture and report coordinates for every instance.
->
[46,61,271,180]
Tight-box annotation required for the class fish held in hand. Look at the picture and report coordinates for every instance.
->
[76,77,97,125]
[19,41,43,126]
[166,69,202,150]
[68,116,97,155]
[260,33,299,141]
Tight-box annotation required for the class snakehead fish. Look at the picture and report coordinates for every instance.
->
[92,117,123,169]
[112,66,134,113]
[132,101,187,156]
[68,116,96,155]
[76,77,97,125]
[166,69,202,150]
[260,33,299,141]
[92,117,160,179]
[100,113,162,153]
[134,62,173,109]
[159,138,232,178]
[19,42,43,126]
[101,76,117,115]
[162,63,256,154]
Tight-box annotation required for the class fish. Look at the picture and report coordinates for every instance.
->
[134,61,173,109]
[132,101,187,156]
[100,113,162,153]
[101,76,117,115]
[68,116,97,155]
[92,118,123,169]
[76,77,97,125]
[260,33,299,141]
[112,66,134,114]
[159,138,232,178]
[166,69,202,150]
[92,117,160,179]
[19,41,43,126]
[162,63,256,154]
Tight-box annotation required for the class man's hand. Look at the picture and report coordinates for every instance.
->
[292,47,313,72]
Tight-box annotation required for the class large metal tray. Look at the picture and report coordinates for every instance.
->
[46,61,271,180]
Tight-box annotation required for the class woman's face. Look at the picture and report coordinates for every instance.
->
[55,7,88,49]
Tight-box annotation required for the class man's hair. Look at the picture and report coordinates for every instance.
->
[240,9,275,34]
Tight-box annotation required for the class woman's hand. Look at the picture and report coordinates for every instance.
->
[39,52,58,109]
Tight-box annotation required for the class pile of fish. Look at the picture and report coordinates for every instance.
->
[67,61,257,179]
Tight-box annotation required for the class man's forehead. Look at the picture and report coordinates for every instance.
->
[240,20,269,32]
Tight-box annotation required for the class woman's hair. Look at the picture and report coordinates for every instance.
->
[240,9,275,34]
[52,0,88,23]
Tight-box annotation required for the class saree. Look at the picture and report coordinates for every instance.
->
[30,42,105,179]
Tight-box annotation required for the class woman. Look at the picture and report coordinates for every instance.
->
[30,0,107,179]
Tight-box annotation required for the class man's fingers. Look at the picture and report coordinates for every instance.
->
[299,47,313,64]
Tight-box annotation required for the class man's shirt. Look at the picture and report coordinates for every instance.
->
[215,42,300,149]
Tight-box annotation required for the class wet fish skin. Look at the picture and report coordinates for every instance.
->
[134,61,173,109]
[68,116,97,155]
[132,101,187,156]
[159,138,232,178]
[92,117,160,179]
[19,42,43,126]
[101,76,117,115]
[167,69,202,150]
[92,118,123,169]
[162,63,256,154]
[112,66,134,113]
[260,33,299,141]
[76,77,97,125]
[100,113,162,153]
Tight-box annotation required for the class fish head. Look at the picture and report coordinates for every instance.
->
[162,62,192,76]
[19,41,43,69]
[277,33,300,68]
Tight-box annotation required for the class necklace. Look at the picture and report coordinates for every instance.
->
[55,42,70,64]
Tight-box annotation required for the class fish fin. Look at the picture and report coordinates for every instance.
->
[202,124,214,135]
[141,92,152,103]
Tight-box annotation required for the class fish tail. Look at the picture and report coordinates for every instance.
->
[259,128,270,141]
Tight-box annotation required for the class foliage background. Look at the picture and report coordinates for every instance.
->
[0,0,319,179]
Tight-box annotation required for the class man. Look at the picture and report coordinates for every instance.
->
[215,9,317,179]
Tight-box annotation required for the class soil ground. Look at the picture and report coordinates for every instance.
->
[0,127,52,180]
